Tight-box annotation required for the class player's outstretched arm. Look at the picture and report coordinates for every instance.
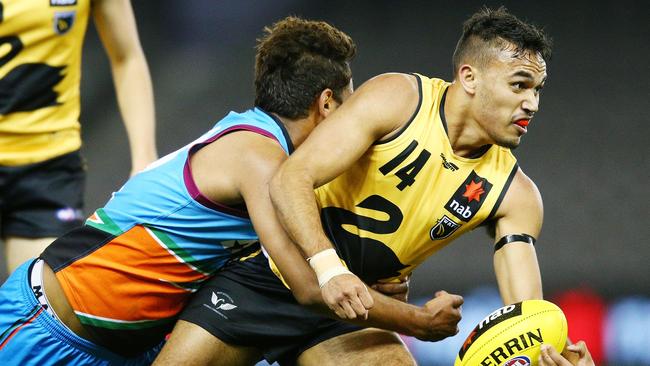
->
[93,0,158,175]
[492,168,544,304]
[539,342,595,366]
[269,73,420,318]
[223,130,462,339]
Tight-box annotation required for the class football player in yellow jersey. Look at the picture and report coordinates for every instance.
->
[0,0,157,273]
[152,6,593,366]
[273,4,549,324]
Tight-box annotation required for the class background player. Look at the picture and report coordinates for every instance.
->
[0,0,157,274]
[151,7,584,366]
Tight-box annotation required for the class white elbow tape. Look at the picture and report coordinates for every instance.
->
[308,248,352,288]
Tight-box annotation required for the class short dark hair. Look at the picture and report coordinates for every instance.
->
[254,16,356,119]
[452,7,552,74]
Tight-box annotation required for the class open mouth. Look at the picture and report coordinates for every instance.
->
[514,119,530,128]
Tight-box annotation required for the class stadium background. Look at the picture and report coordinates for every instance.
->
[4,0,648,364]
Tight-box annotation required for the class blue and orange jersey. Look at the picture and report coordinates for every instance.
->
[41,107,293,355]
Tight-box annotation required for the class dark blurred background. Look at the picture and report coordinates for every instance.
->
[74,0,650,363]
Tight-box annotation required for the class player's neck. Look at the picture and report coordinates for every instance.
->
[444,83,493,158]
[275,114,318,149]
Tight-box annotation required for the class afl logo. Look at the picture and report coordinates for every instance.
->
[503,356,531,366]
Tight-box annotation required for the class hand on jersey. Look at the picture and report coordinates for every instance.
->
[321,273,374,319]
[370,276,410,302]
[417,290,463,342]
[539,342,595,366]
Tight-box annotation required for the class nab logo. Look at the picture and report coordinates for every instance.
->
[503,356,531,366]
[440,153,459,171]
[478,304,517,330]
[429,215,460,240]
[457,303,522,361]
[445,171,492,222]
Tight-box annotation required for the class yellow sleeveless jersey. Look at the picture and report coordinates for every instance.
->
[0,0,90,165]
[269,74,519,285]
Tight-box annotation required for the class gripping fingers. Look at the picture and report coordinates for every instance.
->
[371,281,408,295]
[332,305,347,319]
[358,284,374,310]
[344,283,372,319]
[539,344,571,366]
[439,291,464,308]
[566,341,589,358]
[323,286,369,319]
[347,296,369,319]
[340,300,359,319]
[371,281,409,302]
[451,294,464,308]
[538,345,558,366]
[326,298,356,320]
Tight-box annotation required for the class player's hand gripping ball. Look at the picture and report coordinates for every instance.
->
[454,300,567,366]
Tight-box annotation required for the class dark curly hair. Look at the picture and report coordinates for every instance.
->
[452,7,553,74]
[254,16,356,119]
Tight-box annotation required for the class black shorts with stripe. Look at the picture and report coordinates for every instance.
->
[180,251,362,365]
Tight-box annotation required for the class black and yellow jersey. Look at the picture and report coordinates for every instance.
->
[270,74,519,285]
[0,0,90,165]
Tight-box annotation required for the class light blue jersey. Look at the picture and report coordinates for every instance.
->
[0,108,294,363]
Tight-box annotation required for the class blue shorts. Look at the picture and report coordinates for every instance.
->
[0,260,162,365]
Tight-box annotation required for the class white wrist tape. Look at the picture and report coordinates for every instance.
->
[308,248,352,288]
[316,266,353,288]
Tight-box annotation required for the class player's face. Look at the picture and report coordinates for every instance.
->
[475,46,547,149]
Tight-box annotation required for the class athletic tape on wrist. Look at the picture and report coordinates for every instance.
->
[316,266,353,288]
[308,248,352,287]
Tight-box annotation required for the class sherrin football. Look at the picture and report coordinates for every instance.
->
[454,300,567,366]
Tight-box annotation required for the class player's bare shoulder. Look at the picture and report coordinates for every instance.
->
[363,72,419,93]
[361,73,419,110]
[509,168,543,212]
[493,167,544,233]
[192,131,286,203]
[351,73,421,140]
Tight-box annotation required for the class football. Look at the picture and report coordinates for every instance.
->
[454,300,567,366]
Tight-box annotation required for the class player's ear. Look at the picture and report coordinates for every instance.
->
[317,89,335,118]
[458,64,478,95]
